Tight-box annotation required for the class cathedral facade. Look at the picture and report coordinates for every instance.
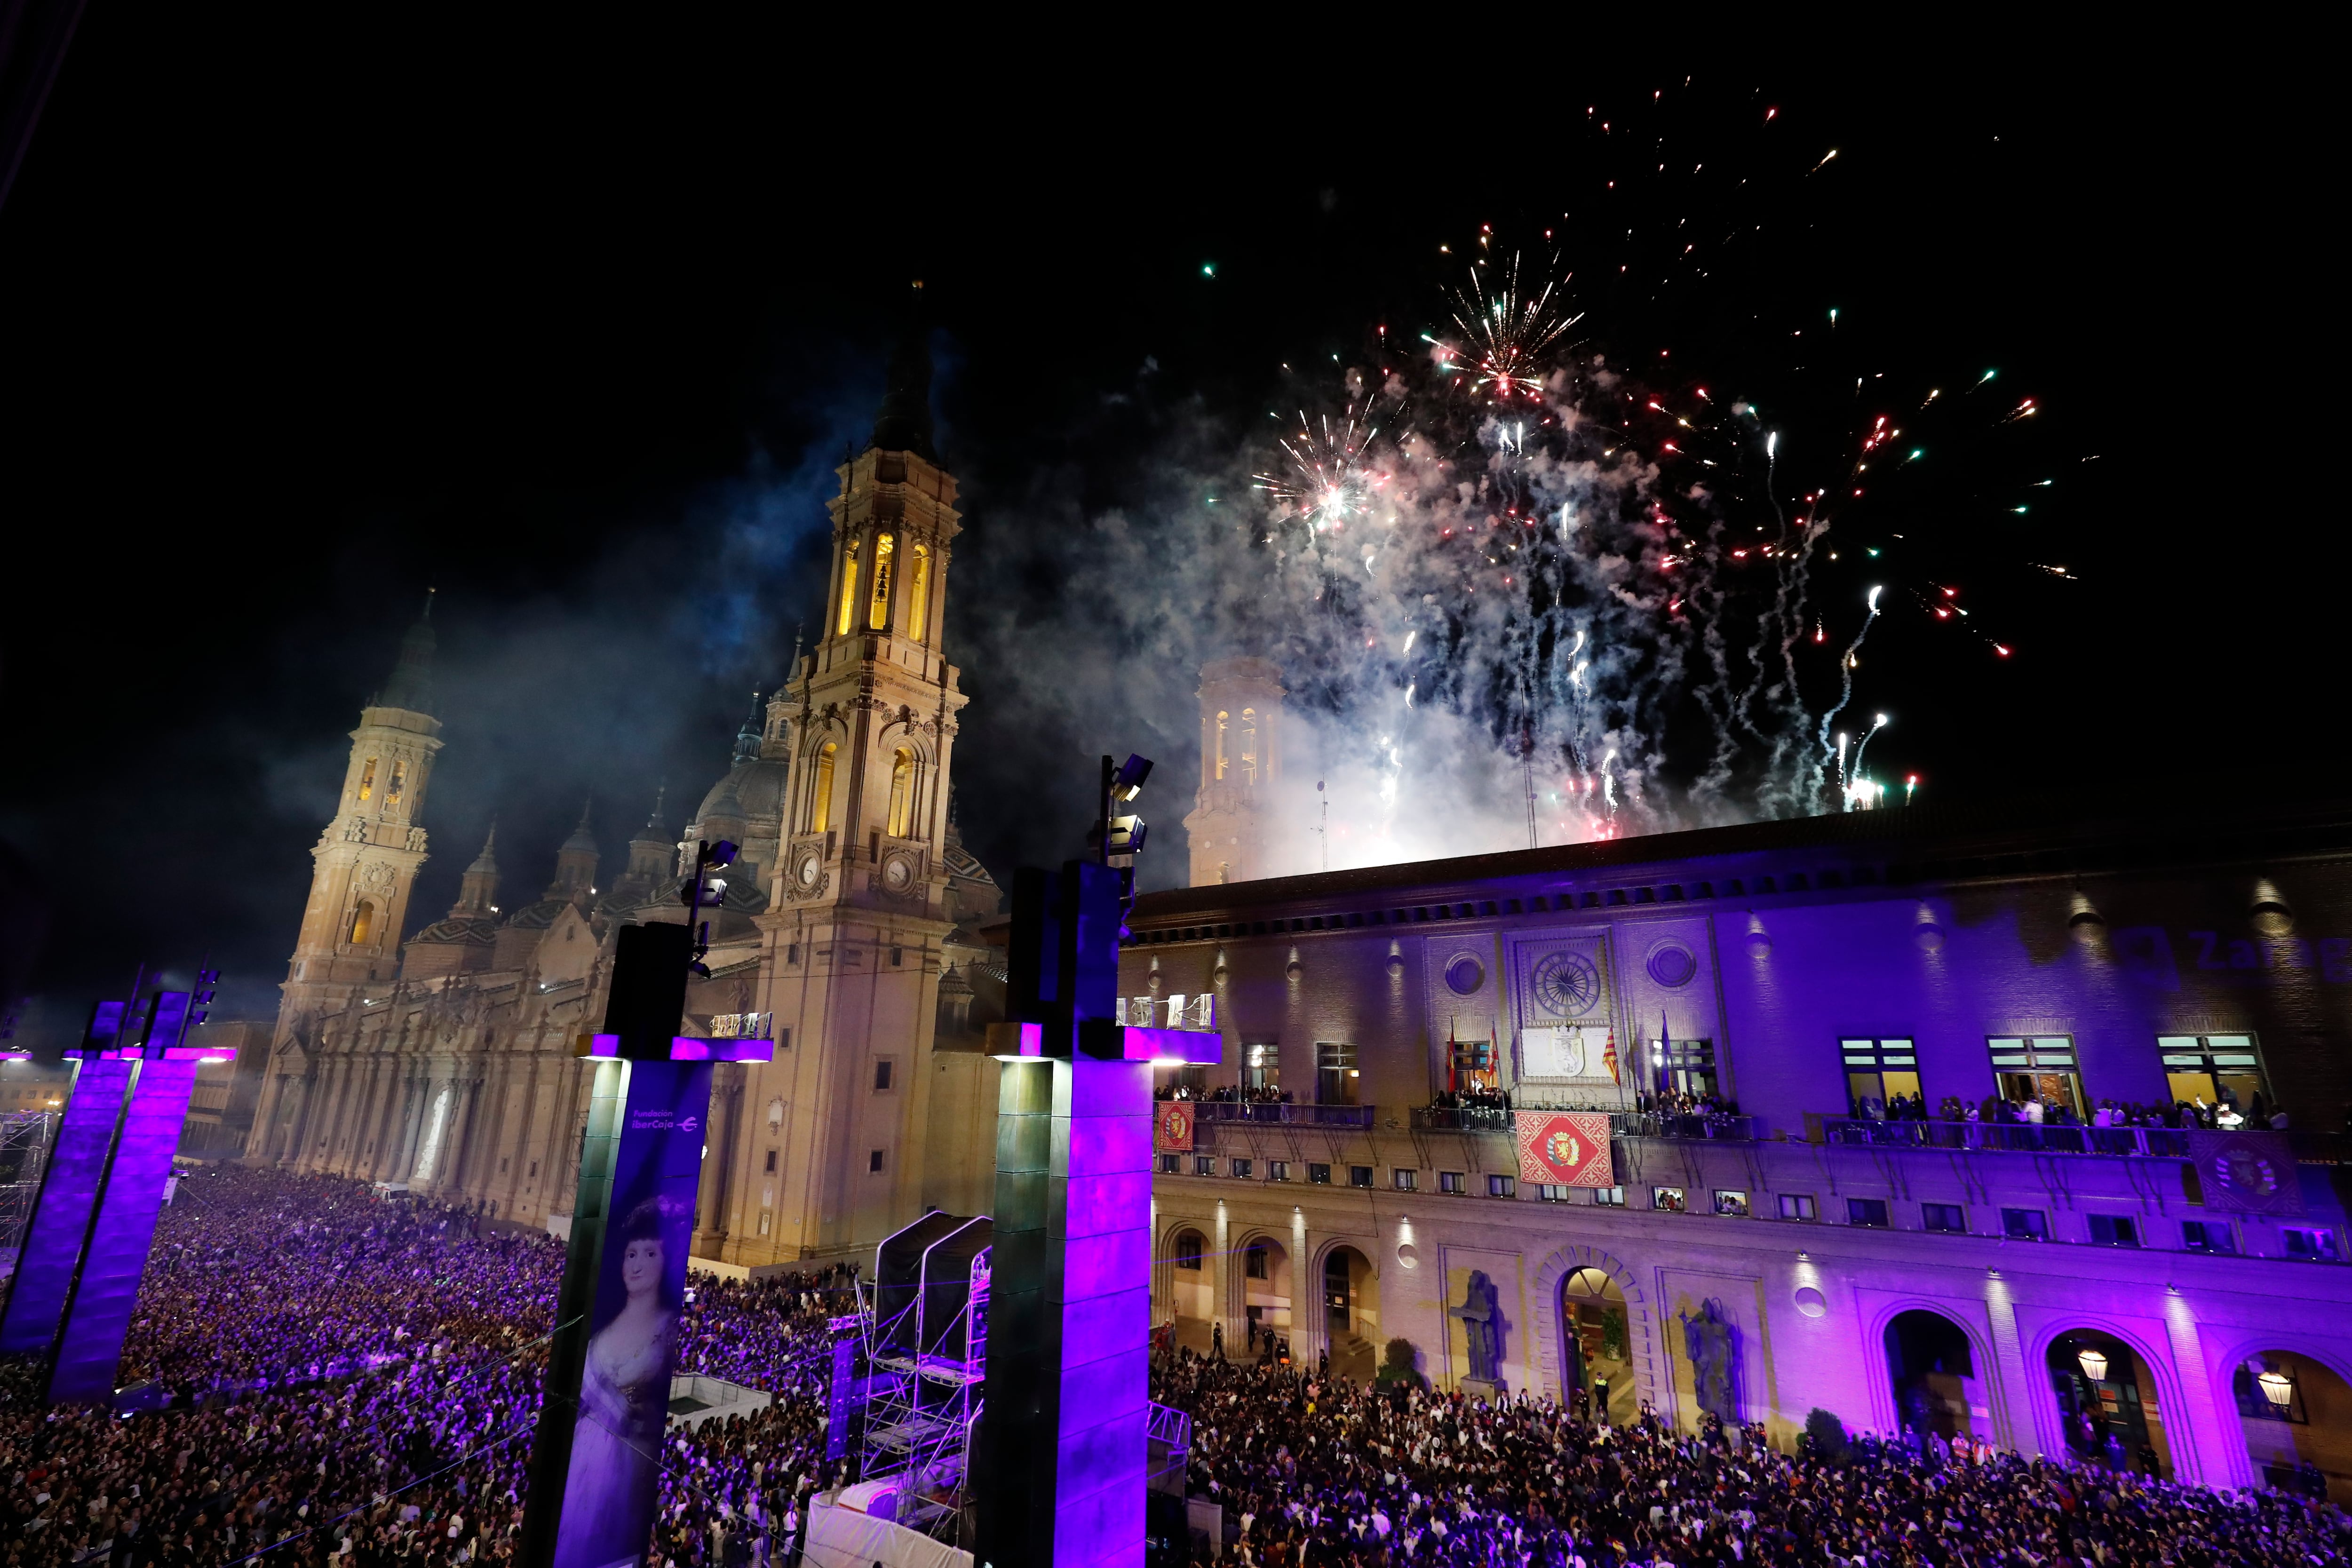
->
[241,350,1012,1266]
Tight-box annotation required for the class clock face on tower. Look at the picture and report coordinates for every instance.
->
[795,850,822,890]
[882,856,914,891]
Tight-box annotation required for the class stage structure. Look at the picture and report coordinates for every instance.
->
[517,885,775,1568]
[0,981,235,1404]
[858,1210,993,1546]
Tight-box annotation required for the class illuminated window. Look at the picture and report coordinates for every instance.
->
[1239,707,1258,785]
[385,760,407,806]
[2158,1034,2269,1113]
[835,540,860,637]
[810,742,838,833]
[1215,710,1229,780]
[349,900,376,945]
[1840,1038,1919,1117]
[357,757,377,801]
[906,543,930,641]
[886,748,914,837]
[867,533,895,629]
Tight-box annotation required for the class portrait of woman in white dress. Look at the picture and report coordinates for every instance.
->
[553,1195,684,1568]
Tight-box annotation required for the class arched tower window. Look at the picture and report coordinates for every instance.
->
[349,900,376,945]
[1215,712,1228,781]
[809,742,838,833]
[886,748,914,837]
[867,533,896,630]
[835,540,860,637]
[386,759,407,806]
[1240,708,1258,786]
[358,757,378,801]
[906,542,930,642]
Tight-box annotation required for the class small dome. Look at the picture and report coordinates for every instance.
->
[695,756,787,828]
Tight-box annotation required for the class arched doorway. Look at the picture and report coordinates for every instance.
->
[1239,1237,1293,1363]
[1168,1227,1211,1350]
[1561,1266,1635,1426]
[2231,1351,2352,1502]
[1322,1245,1379,1381]
[1885,1310,1983,1439]
[2047,1329,2172,1478]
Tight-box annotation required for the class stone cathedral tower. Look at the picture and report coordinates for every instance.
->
[717,312,969,1263]
[1183,656,1285,885]
[272,600,444,1057]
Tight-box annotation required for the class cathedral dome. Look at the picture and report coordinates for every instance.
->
[695,757,787,828]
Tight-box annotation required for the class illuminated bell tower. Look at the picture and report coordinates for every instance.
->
[271,599,445,1054]
[1184,656,1284,885]
[729,294,968,1262]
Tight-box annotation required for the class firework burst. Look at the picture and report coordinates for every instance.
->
[1427,250,1582,403]
[1252,405,1382,532]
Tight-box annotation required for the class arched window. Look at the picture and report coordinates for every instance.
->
[1214,711,1228,780]
[349,900,376,945]
[886,748,914,837]
[1240,708,1258,785]
[867,533,896,630]
[906,542,930,642]
[1173,1230,1204,1270]
[386,759,407,806]
[358,757,378,802]
[835,540,860,637]
[810,742,838,833]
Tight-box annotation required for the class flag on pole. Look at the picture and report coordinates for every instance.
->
[1658,1010,1673,1092]
[1601,1028,1619,1084]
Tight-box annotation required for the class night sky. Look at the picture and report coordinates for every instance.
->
[0,29,2319,1036]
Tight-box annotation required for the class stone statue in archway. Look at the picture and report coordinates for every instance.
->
[1451,1269,1504,1385]
[1680,1297,1740,1424]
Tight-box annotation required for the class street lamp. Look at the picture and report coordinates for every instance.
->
[681,839,738,978]
[2076,1347,2109,1382]
[2257,1366,2295,1409]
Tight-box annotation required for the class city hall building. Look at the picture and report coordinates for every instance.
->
[1125,794,2352,1499]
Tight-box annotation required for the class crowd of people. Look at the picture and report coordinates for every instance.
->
[1157,1082,1294,1106]
[2,1165,2344,1568]
[0,1169,854,1568]
[1156,1352,2352,1566]
[1847,1093,2294,1133]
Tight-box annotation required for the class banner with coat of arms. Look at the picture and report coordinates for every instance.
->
[1514,1110,1614,1187]
[2187,1130,2304,1216]
[1155,1100,1196,1154]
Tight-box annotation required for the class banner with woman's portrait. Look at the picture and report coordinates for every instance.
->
[550,1059,714,1568]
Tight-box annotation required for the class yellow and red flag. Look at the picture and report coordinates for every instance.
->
[1514,1110,1614,1187]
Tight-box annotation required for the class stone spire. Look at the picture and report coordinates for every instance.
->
[622,789,675,889]
[379,589,437,715]
[450,822,500,916]
[549,800,598,899]
[867,280,935,461]
[732,692,764,765]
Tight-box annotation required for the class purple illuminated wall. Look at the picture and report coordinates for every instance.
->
[981,1054,1154,1568]
[48,1053,199,1402]
[0,1055,134,1357]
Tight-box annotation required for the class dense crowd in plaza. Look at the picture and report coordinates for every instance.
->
[1156,1353,2351,1567]
[0,1170,850,1568]
[0,1166,2341,1568]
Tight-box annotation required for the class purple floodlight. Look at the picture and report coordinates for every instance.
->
[582,1033,776,1062]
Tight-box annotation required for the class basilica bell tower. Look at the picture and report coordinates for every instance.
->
[724,295,968,1262]
[270,600,444,1059]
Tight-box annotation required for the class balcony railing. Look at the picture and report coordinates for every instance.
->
[1409,1105,1762,1141]
[1821,1117,2351,1163]
[1189,1101,1376,1129]
[1821,1116,2192,1157]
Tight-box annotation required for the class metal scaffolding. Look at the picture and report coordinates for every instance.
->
[0,1110,59,1265]
[859,1211,991,1546]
